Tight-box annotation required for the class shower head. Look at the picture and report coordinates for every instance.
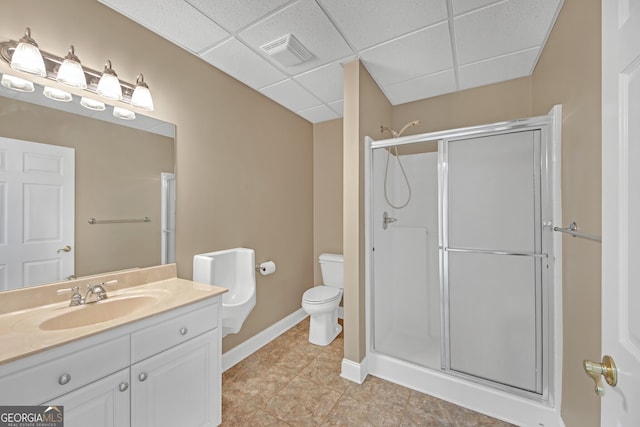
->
[380,120,421,138]
[397,120,421,137]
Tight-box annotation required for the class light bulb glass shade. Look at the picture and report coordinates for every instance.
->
[10,28,46,77]
[130,74,154,111]
[96,60,122,100]
[56,46,87,89]
[113,106,135,120]
[1,74,35,92]
[43,86,72,102]
[80,96,105,111]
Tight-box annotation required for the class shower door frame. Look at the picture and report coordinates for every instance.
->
[364,105,563,426]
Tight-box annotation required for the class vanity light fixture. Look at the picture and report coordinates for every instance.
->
[56,45,87,89]
[113,106,135,120]
[0,27,155,119]
[80,96,106,111]
[10,28,46,77]
[1,73,34,92]
[43,86,72,102]
[96,60,122,101]
[130,74,154,111]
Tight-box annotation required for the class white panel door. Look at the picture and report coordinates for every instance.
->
[601,0,640,424]
[0,137,74,289]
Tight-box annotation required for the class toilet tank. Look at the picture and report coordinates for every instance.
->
[319,253,344,289]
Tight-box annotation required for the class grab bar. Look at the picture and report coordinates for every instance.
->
[444,247,547,258]
[553,222,601,243]
[88,217,151,225]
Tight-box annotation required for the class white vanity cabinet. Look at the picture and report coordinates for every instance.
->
[0,295,222,427]
[44,369,131,427]
[130,303,220,427]
[131,330,218,427]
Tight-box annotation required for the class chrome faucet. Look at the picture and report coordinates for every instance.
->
[84,283,108,304]
[57,280,117,306]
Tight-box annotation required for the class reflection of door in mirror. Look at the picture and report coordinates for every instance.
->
[161,172,175,264]
[0,137,75,290]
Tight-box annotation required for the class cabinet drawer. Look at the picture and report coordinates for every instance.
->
[131,303,218,362]
[0,335,129,405]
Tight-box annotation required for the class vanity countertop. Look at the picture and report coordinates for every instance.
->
[0,265,227,365]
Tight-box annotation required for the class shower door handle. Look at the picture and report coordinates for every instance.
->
[583,355,617,396]
[443,247,547,258]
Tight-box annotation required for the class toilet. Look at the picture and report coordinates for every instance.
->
[302,253,344,346]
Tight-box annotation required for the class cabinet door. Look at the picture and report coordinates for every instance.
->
[44,368,130,427]
[132,330,219,427]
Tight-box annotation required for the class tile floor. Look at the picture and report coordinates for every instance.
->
[221,318,515,426]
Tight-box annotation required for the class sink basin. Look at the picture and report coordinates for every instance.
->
[40,296,158,331]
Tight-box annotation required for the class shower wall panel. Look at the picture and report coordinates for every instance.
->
[372,149,440,368]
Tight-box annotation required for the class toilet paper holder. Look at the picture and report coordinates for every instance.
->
[255,260,276,275]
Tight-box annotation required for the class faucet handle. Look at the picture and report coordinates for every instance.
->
[57,286,81,295]
[58,286,83,306]
[101,279,118,287]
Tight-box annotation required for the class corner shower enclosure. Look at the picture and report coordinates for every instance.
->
[365,107,562,426]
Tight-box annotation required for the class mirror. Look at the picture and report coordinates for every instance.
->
[0,80,175,291]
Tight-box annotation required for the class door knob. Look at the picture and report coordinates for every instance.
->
[583,355,617,396]
[57,245,72,253]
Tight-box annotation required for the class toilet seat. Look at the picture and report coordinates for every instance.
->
[302,286,341,304]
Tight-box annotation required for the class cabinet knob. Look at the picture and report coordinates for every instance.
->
[58,373,71,385]
[119,382,129,392]
[138,372,148,382]
[179,327,188,336]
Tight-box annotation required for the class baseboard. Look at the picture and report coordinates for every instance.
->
[222,308,308,372]
[341,357,368,384]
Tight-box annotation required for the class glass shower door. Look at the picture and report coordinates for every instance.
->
[442,130,544,394]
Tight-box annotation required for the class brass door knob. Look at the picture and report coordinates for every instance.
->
[583,355,617,396]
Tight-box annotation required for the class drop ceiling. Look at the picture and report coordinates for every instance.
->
[99,0,563,124]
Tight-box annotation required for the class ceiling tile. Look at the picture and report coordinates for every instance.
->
[383,69,457,105]
[451,0,502,15]
[458,48,539,90]
[454,0,562,65]
[318,0,448,50]
[294,61,345,103]
[296,104,340,123]
[360,23,453,86]
[200,38,287,89]
[328,100,343,116]
[186,0,291,32]
[260,79,321,112]
[238,0,354,74]
[99,0,229,53]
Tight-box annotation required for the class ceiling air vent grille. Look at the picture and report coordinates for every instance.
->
[260,34,312,67]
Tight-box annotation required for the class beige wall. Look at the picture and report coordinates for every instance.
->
[0,96,173,278]
[1,0,314,353]
[532,0,602,425]
[313,119,344,284]
[343,61,392,363]
[392,77,532,134]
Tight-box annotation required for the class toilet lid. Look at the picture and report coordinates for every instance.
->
[303,286,341,304]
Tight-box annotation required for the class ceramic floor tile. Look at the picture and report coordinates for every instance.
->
[343,375,412,416]
[321,395,403,426]
[264,376,342,425]
[220,316,513,426]
[300,353,351,393]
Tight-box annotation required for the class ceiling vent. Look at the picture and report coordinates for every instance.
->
[260,34,312,67]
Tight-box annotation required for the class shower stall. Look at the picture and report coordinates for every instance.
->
[365,107,563,426]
